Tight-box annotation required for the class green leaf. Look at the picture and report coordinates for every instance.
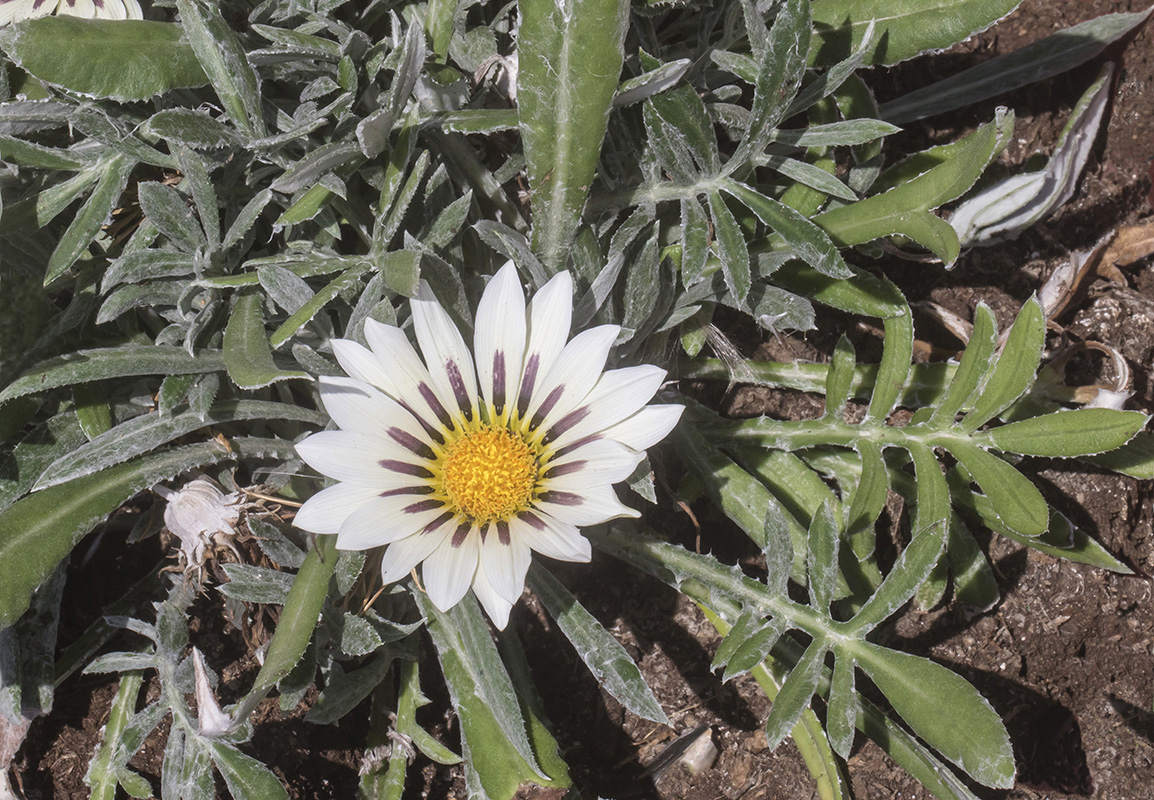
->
[34,400,323,490]
[707,190,751,305]
[219,564,294,605]
[730,0,810,168]
[0,346,225,404]
[1086,431,1154,479]
[929,303,997,426]
[807,501,840,613]
[962,296,1045,433]
[176,0,264,136]
[849,514,947,634]
[982,408,1149,457]
[0,18,208,100]
[0,135,89,170]
[855,643,1014,788]
[223,293,310,390]
[418,593,561,798]
[138,181,207,252]
[880,7,1153,123]
[528,564,668,724]
[306,649,396,725]
[810,0,1021,67]
[948,440,1048,537]
[764,638,825,749]
[844,439,887,537]
[270,267,365,348]
[143,109,243,150]
[814,109,1012,264]
[723,179,849,278]
[867,310,913,421]
[210,742,289,800]
[518,0,629,271]
[45,154,135,286]
[826,655,856,759]
[0,441,227,629]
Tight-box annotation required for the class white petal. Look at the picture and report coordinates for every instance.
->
[331,338,396,395]
[362,320,448,431]
[421,524,480,611]
[296,430,431,488]
[511,513,591,562]
[536,484,639,527]
[516,272,573,414]
[474,262,526,419]
[319,376,431,446]
[411,282,480,427]
[379,524,454,584]
[124,0,143,19]
[478,526,531,605]
[524,325,620,431]
[471,570,514,630]
[547,366,666,448]
[336,494,451,551]
[601,404,685,451]
[293,483,385,534]
[543,439,644,490]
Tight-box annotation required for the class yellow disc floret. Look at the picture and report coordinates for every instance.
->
[441,426,539,522]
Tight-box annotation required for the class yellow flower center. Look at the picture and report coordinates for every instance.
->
[441,426,539,522]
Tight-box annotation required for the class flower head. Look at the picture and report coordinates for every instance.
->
[0,0,143,26]
[294,262,683,628]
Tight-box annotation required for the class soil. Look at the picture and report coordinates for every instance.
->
[10,0,1154,798]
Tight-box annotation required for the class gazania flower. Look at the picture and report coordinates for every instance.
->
[0,0,142,26]
[294,262,683,628]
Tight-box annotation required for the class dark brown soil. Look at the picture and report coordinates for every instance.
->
[11,0,1154,798]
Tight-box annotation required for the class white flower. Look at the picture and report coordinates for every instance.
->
[293,262,683,628]
[0,0,143,26]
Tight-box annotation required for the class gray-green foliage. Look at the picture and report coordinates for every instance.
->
[1,0,1151,798]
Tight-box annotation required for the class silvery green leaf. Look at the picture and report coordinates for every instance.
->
[707,190,751,305]
[0,565,63,723]
[529,564,668,724]
[84,651,157,674]
[335,550,365,595]
[249,518,305,569]
[175,147,219,249]
[881,8,1153,124]
[223,293,311,389]
[218,564,294,606]
[96,282,185,325]
[472,220,549,289]
[762,155,858,202]
[0,413,87,512]
[763,637,825,749]
[0,100,72,135]
[102,252,196,293]
[424,190,473,249]
[176,0,264,137]
[769,119,900,149]
[138,182,207,252]
[258,265,314,314]
[45,153,135,286]
[161,727,214,800]
[337,612,384,657]
[270,142,360,195]
[614,57,690,107]
[209,741,288,800]
[33,400,323,490]
[143,109,243,150]
[950,64,1113,245]
[305,650,395,725]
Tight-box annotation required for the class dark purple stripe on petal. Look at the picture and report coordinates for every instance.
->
[399,399,444,444]
[389,427,435,459]
[543,460,586,479]
[528,386,564,431]
[539,490,583,506]
[422,511,455,534]
[492,352,507,415]
[418,382,454,429]
[379,459,435,479]
[380,485,435,498]
[518,511,547,531]
[553,433,602,459]
[496,520,511,546]
[516,354,540,417]
[543,406,590,444]
[446,360,473,422]
[451,523,472,548]
[403,499,444,514]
